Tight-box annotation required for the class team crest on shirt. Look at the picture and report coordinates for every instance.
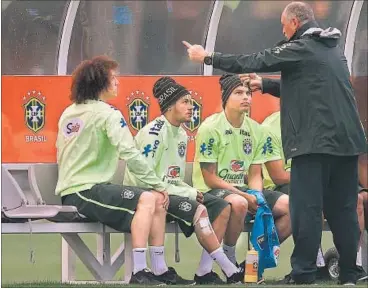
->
[243,137,252,155]
[178,201,192,212]
[126,91,150,131]
[183,91,202,132]
[178,141,186,158]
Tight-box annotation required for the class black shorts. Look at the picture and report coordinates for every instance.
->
[166,194,230,238]
[206,188,284,211]
[274,183,291,195]
[62,183,146,233]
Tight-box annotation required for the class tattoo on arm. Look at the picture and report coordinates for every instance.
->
[200,162,217,174]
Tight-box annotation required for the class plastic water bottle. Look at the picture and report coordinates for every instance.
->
[244,249,259,283]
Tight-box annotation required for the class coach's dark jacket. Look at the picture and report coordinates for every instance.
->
[212,21,367,160]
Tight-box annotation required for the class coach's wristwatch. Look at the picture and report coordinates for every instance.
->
[204,53,214,65]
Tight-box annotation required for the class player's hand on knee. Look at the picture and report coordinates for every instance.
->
[196,191,204,204]
[159,190,169,210]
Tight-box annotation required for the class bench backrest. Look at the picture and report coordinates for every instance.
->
[184,163,193,187]
[2,166,27,211]
[28,161,195,205]
[28,163,59,205]
[111,160,126,185]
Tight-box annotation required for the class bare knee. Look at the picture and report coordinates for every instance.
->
[152,191,167,215]
[219,204,231,222]
[193,204,214,236]
[225,194,248,216]
[137,191,155,214]
[357,194,364,216]
[193,204,208,223]
[273,194,289,218]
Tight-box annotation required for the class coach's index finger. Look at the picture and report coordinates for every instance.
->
[182,41,192,48]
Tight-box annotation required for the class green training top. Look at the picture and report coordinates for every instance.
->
[261,111,292,190]
[55,100,167,197]
[192,111,281,192]
[124,115,197,200]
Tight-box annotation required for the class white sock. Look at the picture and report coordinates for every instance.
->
[223,244,237,265]
[356,246,362,266]
[149,246,168,276]
[316,247,325,267]
[196,249,213,276]
[133,248,147,274]
[211,247,239,277]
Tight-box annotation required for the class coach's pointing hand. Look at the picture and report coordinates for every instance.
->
[182,41,209,63]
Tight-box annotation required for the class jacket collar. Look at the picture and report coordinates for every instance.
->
[289,20,319,41]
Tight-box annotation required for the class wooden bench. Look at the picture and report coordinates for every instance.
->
[2,162,350,283]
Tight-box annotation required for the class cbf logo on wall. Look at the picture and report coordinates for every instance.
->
[23,90,47,143]
[126,90,150,131]
[183,91,202,132]
[183,90,202,142]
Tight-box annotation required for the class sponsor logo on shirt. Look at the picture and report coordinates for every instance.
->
[165,165,181,185]
[262,136,273,155]
[142,140,160,157]
[167,166,180,178]
[240,129,250,136]
[120,117,127,128]
[178,141,186,158]
[200,138,215,156]
[63,118,84,138]
[149,119,165,136]
[230,160,245,172]
[218,168,244,185]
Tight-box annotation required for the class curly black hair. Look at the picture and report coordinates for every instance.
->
[70,55,118,104]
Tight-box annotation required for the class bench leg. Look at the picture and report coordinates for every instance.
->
[124,233,133,283]
[362,231,368,273]
[97,233,111,267]
[62,233,108,281]
[111,240,125,277]
[61,236,76,282]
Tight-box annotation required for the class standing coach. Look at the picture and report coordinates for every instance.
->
[183,1,367,285]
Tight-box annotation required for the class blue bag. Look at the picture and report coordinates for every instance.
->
[247,189,280,279]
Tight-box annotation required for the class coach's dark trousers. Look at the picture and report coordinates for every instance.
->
[289,153,359,284]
